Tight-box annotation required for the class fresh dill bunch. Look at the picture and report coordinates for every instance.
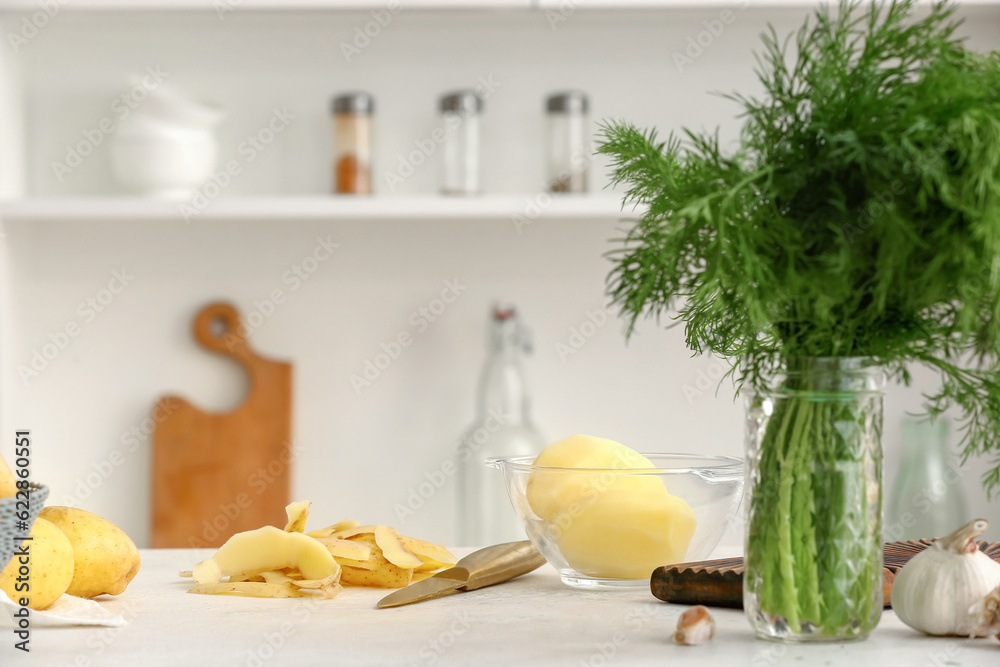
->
[599,0,1000,490]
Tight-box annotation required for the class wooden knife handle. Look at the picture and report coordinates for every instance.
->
[651,540,1000,609]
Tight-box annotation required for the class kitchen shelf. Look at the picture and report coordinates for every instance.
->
[536,0,1000,6]
[0,195,636,222]
[0,0,534,11]
[2,0,995,11]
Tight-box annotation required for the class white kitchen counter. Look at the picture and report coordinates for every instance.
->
[5,549,999,666]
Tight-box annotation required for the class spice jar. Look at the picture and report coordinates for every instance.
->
[440,90,482,196]
[546,91,589,193]
[331,92,373,195]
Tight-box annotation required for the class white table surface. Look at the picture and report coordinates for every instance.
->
[4,548,999,666]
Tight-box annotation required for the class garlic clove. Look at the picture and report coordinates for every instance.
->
[674,605,715,645]
[967,583,1000,639]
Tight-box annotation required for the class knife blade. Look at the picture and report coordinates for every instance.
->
[377,540,545,608]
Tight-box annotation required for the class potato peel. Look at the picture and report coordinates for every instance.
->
[259,567,342,590]
[313,537,373,561]
[214,526,337,581]
[307,519,361,539]
[328,525,381,540]
[259,570,295,585]
[414,558,457,574]
[374,526,423,569]
[319,582,344,599]
[283,501,312,533]
[192,559,222,585]
[290,572,341,590]
[332,556,378,571]
[188,582,320,598]
[183,505,456,599]
[400,536,458,567]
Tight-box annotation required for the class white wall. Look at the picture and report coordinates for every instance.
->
[2,5,999,546]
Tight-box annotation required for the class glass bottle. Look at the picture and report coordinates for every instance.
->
[456,306,545,546]
[440,90,482,196]
[331,92,373,195]
[744,357,884,642]
[887,416,967,542]
[546,91,589,193]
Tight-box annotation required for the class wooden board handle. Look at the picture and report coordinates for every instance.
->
[194,302,253,362]
[151,301,293,548]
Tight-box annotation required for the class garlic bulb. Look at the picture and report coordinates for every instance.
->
[892,518,1000,637]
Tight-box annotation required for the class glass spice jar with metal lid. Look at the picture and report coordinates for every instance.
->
[546,91,589,193]
[331,92,374,195]
[440,90,482,196]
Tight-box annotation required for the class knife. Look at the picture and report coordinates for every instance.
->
[377,540,546,608]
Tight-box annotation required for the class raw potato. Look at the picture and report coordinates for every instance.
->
[527,435,698,578]
[39,506,141,599]
[342,533,413,588]
[526,434,668,522]
[0,452,16,499]
[283,501,311,533]
[341,565,412,588]
[0,518,74,610]
[555,488,697,579]
[532,434,656,470]
[198,526,337,583]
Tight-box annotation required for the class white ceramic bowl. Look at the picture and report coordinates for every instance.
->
[111,132,218,198]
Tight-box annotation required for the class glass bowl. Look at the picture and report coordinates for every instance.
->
[487,454,744,589]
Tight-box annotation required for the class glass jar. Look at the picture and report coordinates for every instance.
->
[744,357,885,642]
[886,416,967,541]
[546,91,589,193]
[331,92,373,195]
[440,90,482,196]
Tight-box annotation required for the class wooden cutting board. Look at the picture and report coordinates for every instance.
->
[152,302,293,548]
[651,540,1000,608]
